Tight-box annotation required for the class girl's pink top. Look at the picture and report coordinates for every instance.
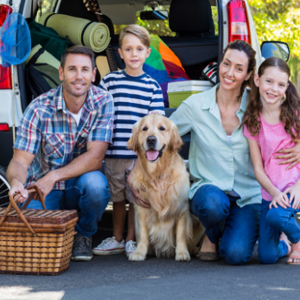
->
[244,114,300,201]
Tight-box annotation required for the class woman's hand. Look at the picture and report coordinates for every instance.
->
[127,164,151,209]
[275,140,300,170]
[269,189,290,209]
[284,181,300,210]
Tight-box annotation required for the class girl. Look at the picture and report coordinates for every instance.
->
[243,57,300,265]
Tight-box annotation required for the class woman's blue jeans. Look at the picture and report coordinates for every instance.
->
[258,199,300,264]
[190,184,261,265]
[25,171,110,237]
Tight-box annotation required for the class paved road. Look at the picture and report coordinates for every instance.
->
[1,212,300,300]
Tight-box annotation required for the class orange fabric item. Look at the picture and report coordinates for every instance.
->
[159,41,184,70]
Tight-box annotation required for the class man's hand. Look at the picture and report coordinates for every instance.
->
[34,171,58,199]
[8,179,28,203]
[275,140,300,170]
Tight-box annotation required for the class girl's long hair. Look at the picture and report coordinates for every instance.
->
[243,57,300,140]
[221,40,256,101]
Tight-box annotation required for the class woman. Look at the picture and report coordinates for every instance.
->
[130,40,300,265]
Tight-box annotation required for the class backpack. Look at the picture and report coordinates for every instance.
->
[25,47,61,99]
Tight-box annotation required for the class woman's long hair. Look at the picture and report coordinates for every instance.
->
[221,40,256,101]
[243,57,300,140]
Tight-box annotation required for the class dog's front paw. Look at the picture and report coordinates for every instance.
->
[129,250,147,261]
[175,250,191,262]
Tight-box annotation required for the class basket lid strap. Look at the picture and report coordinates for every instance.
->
[9,194,36,235]
[22,185,46,210]
[2,185,47,235]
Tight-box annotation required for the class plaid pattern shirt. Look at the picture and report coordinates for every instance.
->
[14,85,114,190]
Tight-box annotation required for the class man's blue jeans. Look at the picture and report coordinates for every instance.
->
[190,184,261,265]
[25,171,110,237]
[258,199,300,264]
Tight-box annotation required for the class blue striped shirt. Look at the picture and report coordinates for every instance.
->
[99,70,165,159]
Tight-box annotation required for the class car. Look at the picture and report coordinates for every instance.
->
[0,0,290,207]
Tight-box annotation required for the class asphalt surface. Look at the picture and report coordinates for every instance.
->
[1,212,300,300]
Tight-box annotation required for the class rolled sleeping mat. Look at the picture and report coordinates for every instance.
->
[38,12,111,53]
[25,44,60,68]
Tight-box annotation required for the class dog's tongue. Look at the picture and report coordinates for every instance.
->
[146,150,159,161]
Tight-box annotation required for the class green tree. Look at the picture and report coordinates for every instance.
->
[248,0,300,86]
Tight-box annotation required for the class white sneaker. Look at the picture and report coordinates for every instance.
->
[92,237,125,255]
[125,240,137,258]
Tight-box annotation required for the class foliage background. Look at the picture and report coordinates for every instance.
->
[248,0,300,89]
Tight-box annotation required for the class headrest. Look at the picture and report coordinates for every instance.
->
[169,0,214,36]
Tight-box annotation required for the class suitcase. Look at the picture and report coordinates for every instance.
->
[0,185,78,275]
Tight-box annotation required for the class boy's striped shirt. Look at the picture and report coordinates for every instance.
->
[99,70,165,159]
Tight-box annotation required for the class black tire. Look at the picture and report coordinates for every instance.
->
[0,166,10,207]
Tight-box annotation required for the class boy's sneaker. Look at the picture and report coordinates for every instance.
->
[92,237,125,255]
[71,235,93,261]
[125,240,137,258]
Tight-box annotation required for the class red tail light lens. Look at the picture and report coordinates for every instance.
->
[0,5,13,89]
[0,65,12,89]
[0,4,13,27]
[227,0,251,44]
[0,123,10,131]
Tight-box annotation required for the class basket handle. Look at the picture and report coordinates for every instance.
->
[0,185,46,235]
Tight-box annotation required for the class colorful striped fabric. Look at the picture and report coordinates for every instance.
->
[143,35,189,107]
[144,35,190,82]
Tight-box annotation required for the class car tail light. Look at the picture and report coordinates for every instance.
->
[0,123,9,131]
[0,66,12,89]
[0,4,13,27]
[0,4,13,90]
[227,0,251,44]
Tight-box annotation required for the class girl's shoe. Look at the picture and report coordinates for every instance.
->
[92,237,125,255]
[287,240,300,265]
[279,232,291,256]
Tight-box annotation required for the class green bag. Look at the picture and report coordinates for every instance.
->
[27,18,73,61]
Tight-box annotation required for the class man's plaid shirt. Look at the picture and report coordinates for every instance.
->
[14,85,114,190]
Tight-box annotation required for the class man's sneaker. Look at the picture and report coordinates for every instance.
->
[125,240,137,258]
[92,237,125,255]
[71,235,93,261]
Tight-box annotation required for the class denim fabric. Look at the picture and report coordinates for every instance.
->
[258,199,300,264]
[190,184,261,265]
[25,171,110,237]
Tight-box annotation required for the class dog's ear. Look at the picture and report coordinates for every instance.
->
[128,120,140,152]
[169,122,183,152]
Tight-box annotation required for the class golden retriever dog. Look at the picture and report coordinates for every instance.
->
[127,114,203,261]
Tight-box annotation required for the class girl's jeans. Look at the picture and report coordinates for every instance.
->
[25,171,110,237]
[258,198,300,264]
[190,184,261,265]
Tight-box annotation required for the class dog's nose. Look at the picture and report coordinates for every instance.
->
[146,136,157,148]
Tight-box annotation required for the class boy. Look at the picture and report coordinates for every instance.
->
[93,25,165,257]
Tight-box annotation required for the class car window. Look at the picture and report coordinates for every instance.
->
[35,1,218,37]
[35,0,57,22]
[115,4,219,37]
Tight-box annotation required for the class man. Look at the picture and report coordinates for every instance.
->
[7,45,114,261]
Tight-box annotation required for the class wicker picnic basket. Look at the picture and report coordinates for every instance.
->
[0,185,78,275]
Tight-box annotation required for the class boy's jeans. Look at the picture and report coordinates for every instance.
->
[258,199,300,264]
[190,184,260,265]
[25,171,110,237]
